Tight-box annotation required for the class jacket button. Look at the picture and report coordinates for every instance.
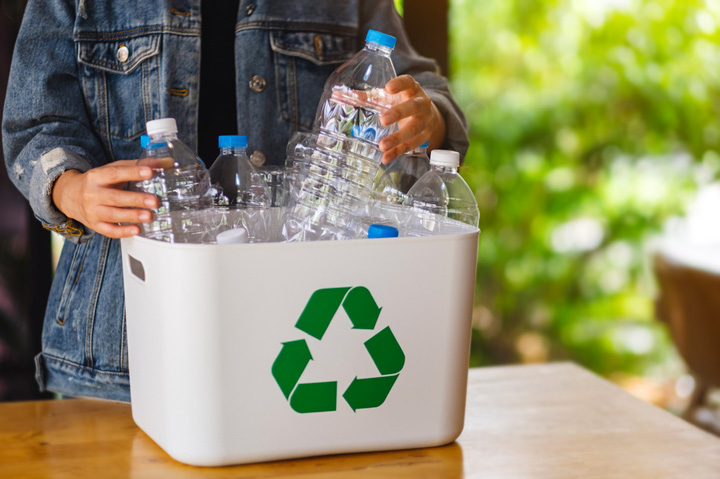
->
[249,75,266,92]
[245,3,255,16]
[314,35,324,56]
[117,45,129,63]
[250,151,265,167]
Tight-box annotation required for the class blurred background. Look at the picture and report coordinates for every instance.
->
[1,0,719,432]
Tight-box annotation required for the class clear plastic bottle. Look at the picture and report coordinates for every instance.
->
[314,30,398,147]
[372,141,430,205]
[208,136,272,243]
[404,149,480,228]
[130,118,212,243]
[208,135,271,209]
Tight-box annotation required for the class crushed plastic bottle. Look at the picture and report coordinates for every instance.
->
[130,118,212,243]
[372,141,430,205]
[404,149,479,231]
[283,30,398,242]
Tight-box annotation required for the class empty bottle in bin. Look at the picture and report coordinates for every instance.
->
[207,135,273,243]
[130,118,212,243]
[404,150,479,229]
[208,135,271,208]
[372,141,430,205]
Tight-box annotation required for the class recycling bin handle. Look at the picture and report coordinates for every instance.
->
[128,255,145,282]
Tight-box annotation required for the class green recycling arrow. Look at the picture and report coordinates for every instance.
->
[343,286,382,329]
[271,286,404,414]
[271,340,312,399]
[290,382,337,413]
[295,287,350,340]
[343,375,399,411]
[364,326,405,375]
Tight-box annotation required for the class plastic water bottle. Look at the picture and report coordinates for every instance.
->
[208,136,271,209]
[372,141,430,205]
[284,30,398,241]
[131,118,212,243]
[404,150,479,228]
[315,30,398,147]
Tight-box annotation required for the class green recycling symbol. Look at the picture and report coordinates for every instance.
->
[271,286,405,413]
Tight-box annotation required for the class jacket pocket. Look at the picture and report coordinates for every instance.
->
[76,33,161,148]
[270,30,356,130]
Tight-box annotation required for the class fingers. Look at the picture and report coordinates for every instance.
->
[94,205,153,225]
[379,100,433,164]
[86,163,153,187]
[381,95,433,127]
[385,75,419,96]
[379,125,427,164]
[92,222,142,239]
[85,204,153,238]
[138,156,175,169]
[101,188,158,209]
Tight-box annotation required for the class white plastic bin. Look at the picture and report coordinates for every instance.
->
[120,216,479,466]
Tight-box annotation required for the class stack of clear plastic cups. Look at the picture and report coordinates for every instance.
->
[283,30,398,242]
[130,118,212,243]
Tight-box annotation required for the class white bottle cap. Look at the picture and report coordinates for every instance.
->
[216,227,249,245]
[430,149,460,168]
[146,118,178,137]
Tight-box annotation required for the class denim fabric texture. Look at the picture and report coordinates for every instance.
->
[2,0,469,402]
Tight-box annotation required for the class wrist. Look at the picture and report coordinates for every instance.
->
[52,169,82,218]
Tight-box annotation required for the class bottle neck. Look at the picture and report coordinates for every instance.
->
[411,147,428,156]
[219,146,247,155]
[148,132,178,142]
[365,42,393,57]
[431,163,458,174]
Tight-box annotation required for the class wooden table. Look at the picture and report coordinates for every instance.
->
[1,363,719,478]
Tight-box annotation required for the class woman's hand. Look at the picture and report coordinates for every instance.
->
[379,75,446,164]
[52,160,159,238]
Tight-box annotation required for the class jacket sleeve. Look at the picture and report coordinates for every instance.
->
[358,0,469,161]
[2,0,107,243]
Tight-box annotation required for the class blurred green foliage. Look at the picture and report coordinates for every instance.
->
[449,0,720,378]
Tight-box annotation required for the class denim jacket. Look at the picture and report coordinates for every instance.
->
[3,0,469,401]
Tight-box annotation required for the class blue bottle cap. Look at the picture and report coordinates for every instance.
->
[140,135,150,148]
[218,135,248,148]
[420,141,429,148]
[368,224,399,239]
[366,30,397,50]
